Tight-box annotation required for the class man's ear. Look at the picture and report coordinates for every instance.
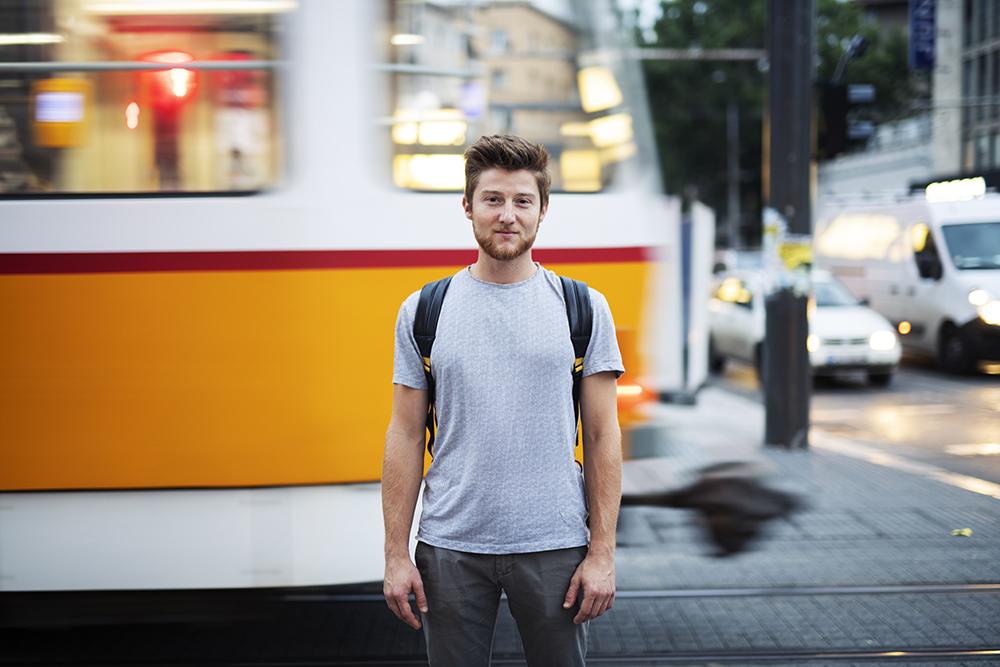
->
[462,196,473,219]
[539,201,548,223]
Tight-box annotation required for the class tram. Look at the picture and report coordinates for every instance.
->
[0,0,687,591]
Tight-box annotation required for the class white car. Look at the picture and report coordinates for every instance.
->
[708,269,902,385]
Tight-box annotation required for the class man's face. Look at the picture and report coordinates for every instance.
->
[463,168,547,262]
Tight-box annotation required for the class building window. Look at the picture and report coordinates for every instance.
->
[980,0,990,43]
[492,68,507,90]
[491,29,508,54]
[976,133,991,170]
[993,51,1000,119]
[979,55,988,122]
[965,0,975,47]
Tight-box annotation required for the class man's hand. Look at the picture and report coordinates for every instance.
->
[383,556,428,630]
[563,551,615,624]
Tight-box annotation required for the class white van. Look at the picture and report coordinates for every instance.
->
[814,193,1000,373]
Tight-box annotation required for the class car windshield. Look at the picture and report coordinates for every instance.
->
[941,222,1000,270]
[814,278,859,307]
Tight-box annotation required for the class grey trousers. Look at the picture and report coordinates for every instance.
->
[414,542,589,667]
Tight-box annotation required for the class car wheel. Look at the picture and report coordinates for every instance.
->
[938,326,974,375]
[708,336,725,374]
[868,372,893,386]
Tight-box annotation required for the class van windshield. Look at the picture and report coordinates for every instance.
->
[942,222,1000,270]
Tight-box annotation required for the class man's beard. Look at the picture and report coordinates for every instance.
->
[473,222,539,262]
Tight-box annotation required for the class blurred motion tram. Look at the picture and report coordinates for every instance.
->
[0,0,686,591]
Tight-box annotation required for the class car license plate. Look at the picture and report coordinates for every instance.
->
[827,355,867,365]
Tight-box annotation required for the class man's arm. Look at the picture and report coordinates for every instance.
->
[383,383,431,630]
[564,370,622,624]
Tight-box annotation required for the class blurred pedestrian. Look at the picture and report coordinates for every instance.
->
[382,134,624,667]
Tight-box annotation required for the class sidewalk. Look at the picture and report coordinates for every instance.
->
[575,386,1000,660]
[616,387,1000,589]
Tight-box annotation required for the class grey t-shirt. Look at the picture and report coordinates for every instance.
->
[392,265,624,554]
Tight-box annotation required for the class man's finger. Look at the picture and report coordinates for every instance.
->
[395,594,422,630]
[412,578,429,614]
[594,592,612,618]
[385,589,421,630]
[563,576,581,609]
[573,590,596,624]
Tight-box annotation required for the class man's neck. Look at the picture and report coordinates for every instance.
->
[469,252,538,285]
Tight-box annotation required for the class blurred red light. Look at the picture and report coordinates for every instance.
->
[140,51,197,108]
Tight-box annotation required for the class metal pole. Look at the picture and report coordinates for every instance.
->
[726,99,741,249]
[762,0,815,449]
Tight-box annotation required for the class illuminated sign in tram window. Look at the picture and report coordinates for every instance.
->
[31,79,92,148]
[35,92,85,123]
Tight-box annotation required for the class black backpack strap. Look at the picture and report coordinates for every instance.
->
[559,276,593,447]
[413,275,453,457]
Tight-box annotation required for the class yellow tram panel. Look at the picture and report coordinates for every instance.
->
[0,259,649,492]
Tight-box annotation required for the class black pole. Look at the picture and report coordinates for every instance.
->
[762,0,814,449]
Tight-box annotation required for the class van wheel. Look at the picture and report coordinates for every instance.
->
[708,336,725,374]
[939,326,974,374]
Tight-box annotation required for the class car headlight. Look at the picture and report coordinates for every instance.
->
[869,330,897,351]
[981,301,1000,326]
[969,289,991,306]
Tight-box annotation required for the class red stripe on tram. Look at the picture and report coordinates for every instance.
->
[0,247,650,275]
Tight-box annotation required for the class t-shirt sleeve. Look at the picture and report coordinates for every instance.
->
[392,290,429,390]
[582,288,625,379]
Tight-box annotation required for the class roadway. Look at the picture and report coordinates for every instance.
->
[709,354,1000,486]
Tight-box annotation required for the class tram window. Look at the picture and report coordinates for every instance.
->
[0,1,287,195]
[382,0,639,193]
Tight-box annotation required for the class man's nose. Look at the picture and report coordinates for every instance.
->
[498,202,516,222]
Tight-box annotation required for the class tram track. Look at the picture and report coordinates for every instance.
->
[4,584,998,666]
[285,582,1000,603]
[8,647,1000,666]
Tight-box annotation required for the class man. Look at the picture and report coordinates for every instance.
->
[382,134,623,667]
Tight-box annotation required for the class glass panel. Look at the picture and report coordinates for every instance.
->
[981,0,990,43]
[976,133,991,169]
[993,50,999,119]
[0,0,288,195]
[813,276,859,307]
[963,59,973,128]
[380,0,643,193]
[941,222,1000,270]
[978,55,988,122]
[965,0,975,47]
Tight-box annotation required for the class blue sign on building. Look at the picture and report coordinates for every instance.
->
[909,0,936,70]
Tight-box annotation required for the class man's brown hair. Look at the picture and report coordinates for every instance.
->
[463,135,551,208]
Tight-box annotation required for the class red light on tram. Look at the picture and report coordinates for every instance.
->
[140,51,197,109]
[125,102,140,129]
